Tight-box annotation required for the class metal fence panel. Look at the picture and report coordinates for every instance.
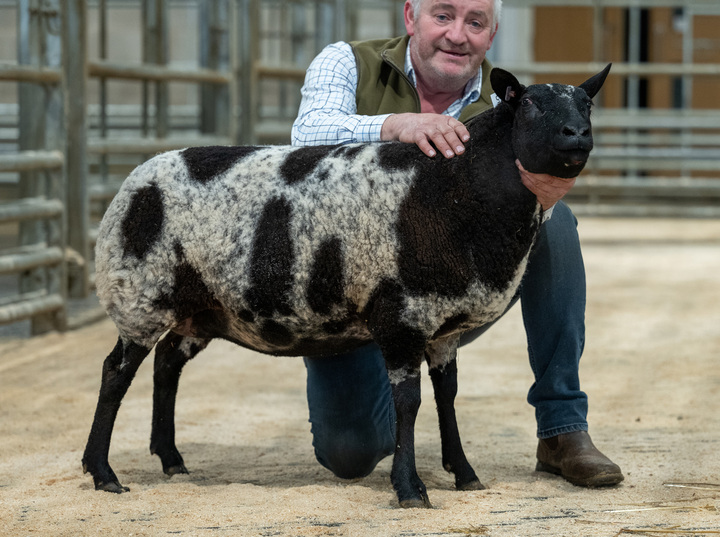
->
[0,0,719,337]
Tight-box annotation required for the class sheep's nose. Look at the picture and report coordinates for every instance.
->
[562,124,590,138]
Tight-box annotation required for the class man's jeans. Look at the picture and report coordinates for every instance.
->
[303,202,588,479]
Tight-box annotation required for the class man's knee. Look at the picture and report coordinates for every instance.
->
[313,425,395,479]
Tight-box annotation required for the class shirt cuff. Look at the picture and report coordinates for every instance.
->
[353,114,393,143]
[541,204,555,222]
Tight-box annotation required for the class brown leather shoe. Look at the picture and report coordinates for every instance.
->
[536,431,624,487]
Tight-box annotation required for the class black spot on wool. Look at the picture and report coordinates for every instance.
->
[258,320,294,347]
[376,141,419,173]
[181,146,260,183]
[244,197,295,317]
[363,278,427,370]
[236,309,255,323]
[333,144,365,160]
[154,243,222,323]
[307,237,344,315]
[433,314,470,340]
[279,145,335,185]
[121,183,164,260]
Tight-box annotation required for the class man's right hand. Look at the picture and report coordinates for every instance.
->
[380,113,470,159]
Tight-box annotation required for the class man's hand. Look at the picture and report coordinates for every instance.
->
[516,160,576,211]
[381,113,470,158]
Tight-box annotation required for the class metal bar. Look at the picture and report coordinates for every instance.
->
[0,198,64,224]
[16,0,67,334]
[86,135,232,154]
[504,0,720,9]
[199,0,231,136]
[256,64,307,80]
[595,133,720,145]
[238,0,260,144]
[155,0,169,139]
[682,7,694,109]
[575,176,720,195]
[0,150,64,172]
[0,247,64,276]
[627,6,641,111]
[499,62,720,76]
[0,63,62,83]
[592,111,720,129]
[571,204,720,219]
[0,293,65,325]
[227,0,239,144]
[587,158,720,172]
[62,0,90,298]
[99,0,109,202]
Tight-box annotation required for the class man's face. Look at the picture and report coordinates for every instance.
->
[405,0,497,90]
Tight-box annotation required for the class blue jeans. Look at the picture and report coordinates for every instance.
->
[304,202,588,478]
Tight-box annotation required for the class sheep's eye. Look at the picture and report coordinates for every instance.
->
[522,97,533,107]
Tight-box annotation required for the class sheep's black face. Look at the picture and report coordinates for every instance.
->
[490,65,611,179]
[513,84,595,178]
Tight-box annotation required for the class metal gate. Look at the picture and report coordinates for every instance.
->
[0,0,404,336]
[0,0,718,337]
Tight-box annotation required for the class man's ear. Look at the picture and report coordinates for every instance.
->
[487,23,498,50]
[404,0,416,36]
[490,68,524,105]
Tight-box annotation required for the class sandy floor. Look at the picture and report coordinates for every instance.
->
[1,217,719,537]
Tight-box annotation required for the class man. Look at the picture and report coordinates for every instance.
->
[291,0,623,487]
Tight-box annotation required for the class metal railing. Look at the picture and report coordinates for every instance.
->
[0,0,719,336]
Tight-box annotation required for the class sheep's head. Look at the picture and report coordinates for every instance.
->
[491,64,611,179]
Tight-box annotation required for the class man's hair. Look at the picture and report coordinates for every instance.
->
[410,0,503,27]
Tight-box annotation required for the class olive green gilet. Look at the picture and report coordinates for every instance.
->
[350,35,495,123]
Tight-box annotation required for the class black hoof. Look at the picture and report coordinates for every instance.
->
[457,478,486,491]
[164,464,189,477]
[95,480,130,493]
[399,496,433,509]
[152,447,188,477]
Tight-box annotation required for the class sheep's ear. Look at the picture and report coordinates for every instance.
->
[490,68,524,105]
[579,63,612,99]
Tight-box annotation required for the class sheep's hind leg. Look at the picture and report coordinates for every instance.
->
[150,333,210,476]
[83,337,152,493]
[426,342,484,491]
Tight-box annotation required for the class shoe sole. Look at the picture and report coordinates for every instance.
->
[535,461,624,487]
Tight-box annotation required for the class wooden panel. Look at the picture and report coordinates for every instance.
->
[534,7,594,62]
[692,15,720,110]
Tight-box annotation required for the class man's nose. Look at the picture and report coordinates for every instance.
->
[445,20,467,44]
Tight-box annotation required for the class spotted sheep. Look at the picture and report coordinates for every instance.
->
[82,65,611,508]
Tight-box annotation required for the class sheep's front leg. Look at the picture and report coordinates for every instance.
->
[367,283,431,508]
[388,365,431,508]
[150,333,209,476]
[83,337,151,493]
[426,338,484,491]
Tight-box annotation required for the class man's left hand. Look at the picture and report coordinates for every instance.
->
[516,160,576,211]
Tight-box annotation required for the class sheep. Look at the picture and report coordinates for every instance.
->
[82,64,611,509]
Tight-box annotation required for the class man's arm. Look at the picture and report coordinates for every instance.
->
[292,41,468,158]
[381,113,470,159]
[516,159,575,217]
[291,42,391,146]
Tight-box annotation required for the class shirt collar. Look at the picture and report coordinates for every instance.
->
[404,38,483,110]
